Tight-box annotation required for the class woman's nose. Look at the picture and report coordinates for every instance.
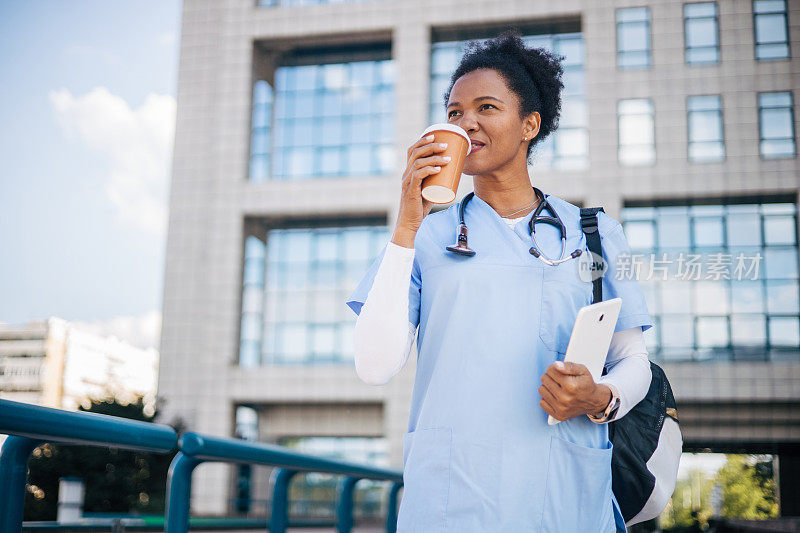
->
[455,114,479,133]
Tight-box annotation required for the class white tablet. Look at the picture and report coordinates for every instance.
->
[547,297,623,426]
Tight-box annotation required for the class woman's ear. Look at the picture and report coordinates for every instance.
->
[523,111,541,141]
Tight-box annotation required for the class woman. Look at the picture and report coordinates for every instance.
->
[345,31,653,532]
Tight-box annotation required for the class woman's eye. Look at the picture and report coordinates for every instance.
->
[448,104,495,118]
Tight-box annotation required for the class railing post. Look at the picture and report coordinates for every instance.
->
[336,476,359,533]
[269,468,296,533]
[164,452,200,533]
[0,436,41,533]
[385,481,403,533]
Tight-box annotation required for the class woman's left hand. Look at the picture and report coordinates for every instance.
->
[538,361,611,422]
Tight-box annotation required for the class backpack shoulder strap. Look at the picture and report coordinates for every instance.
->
[580,207,605,305]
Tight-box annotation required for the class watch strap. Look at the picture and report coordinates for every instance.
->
[588,383,621,423]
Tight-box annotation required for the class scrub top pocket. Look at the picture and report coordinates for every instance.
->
[540,435,615,532]
[398,427,452,532]
[447,433,502,530]
[538,268,593,355]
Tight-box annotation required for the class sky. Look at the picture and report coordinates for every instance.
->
[0,1,183,349]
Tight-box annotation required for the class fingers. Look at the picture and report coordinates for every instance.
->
[538,380,561,409]
[552,360,587,376]
[408,165,441,188]
[541,372,561,390]
[540,373,573,406]
[412,153,451,172]
[539,399,562,421]
[543,366,577,400]
[407,134,435,158]
[545,364,567,385]
[407,139,449,167]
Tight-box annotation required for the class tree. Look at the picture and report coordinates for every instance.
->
[659,454,779,531]
[659,468,714,530]
[716,455,778,519]
[23,395,184,521]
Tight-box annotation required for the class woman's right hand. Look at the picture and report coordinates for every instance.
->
[395,134,451,237]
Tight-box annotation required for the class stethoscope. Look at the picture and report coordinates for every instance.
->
[446,186,584,266]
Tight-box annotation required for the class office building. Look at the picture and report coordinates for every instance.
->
[159,0,799,516]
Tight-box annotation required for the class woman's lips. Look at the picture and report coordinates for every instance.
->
[469,142,485,155]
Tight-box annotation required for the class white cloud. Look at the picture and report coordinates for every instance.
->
[49,87,176,236]
[71,310,162,351]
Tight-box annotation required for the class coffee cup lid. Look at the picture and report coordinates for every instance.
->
[421,123,471,156]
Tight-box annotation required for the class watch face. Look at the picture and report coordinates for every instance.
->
[608,398,620,416]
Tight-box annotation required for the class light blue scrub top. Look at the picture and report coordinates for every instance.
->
[346,193,654,532]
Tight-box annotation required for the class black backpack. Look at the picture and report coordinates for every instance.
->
[580,208,683,528]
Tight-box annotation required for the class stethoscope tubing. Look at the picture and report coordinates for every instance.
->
[447,186,583,265]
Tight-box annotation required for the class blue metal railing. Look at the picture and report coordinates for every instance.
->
[0,399,404,533]
[167,432,402,533]
[0,399,178,533]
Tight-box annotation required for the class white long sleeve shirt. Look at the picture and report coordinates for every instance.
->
[354,215,652,422]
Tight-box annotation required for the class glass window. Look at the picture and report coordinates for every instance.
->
[249,81,274,183]
[753,0,790,60]
[684,3,720,64]
[661,317,694,349]
[731,281,764,313]
[241,224,390,365]
[235,406,259,441]
[696,316,729,349]
[249,51,394,180]
[658,207,691,249]
[731,315,767,347]
[764,248,798,279]
[625,220,656,250]
[694,282,730,314]
[430,32,587,171]
[687,95,724,162]
[764,215,797,245]
[618,98,655,166]
[621,200,800,362]
[758,91,796,158]
[769,317,800,347]
[239,235,266,366]
[617,7,651,68]
[726,210,761,246]
[767,280,799,313]
[693,217,724,247]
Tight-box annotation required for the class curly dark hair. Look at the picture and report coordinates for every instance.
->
[443,29,565,163]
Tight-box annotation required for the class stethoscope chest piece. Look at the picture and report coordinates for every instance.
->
[446,223,476,256]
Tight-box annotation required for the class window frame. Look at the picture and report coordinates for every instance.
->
[756,90,797,160]
[622,195,800,362]
[686,94,726,163]
[752,0,791,61]
[683,1,721,65]
[617,97,657,167]
[616,6,652,70]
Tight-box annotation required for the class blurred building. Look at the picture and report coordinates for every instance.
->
[159,0,799,517]
[0,317,158,410]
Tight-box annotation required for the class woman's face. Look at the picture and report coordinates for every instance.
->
[446,68,539,176]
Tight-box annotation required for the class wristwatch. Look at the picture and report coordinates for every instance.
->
[587,383,620,423]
